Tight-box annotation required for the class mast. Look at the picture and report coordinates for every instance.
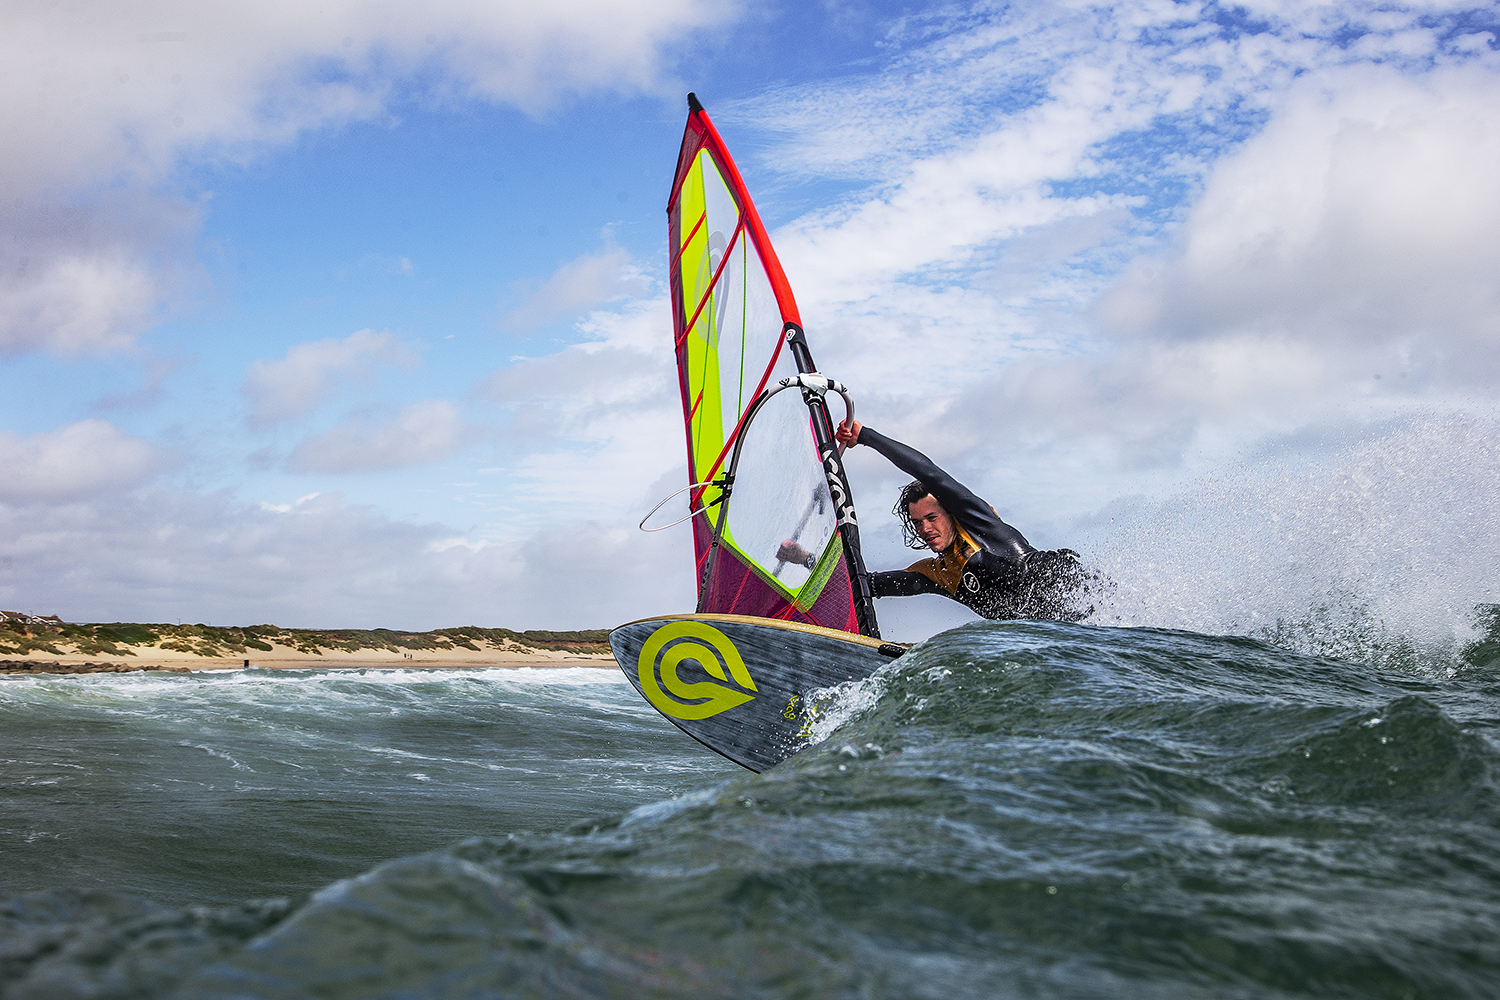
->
[782,322,879,637]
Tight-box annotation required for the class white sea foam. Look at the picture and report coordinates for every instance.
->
[178,741,250,771]
[1,664,642,730]
[797,665,898,747]
[619,785,725,828]
[2,664,626,697]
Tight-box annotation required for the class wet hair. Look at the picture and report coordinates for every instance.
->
[893,480,935,549]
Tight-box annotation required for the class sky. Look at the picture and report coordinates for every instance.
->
[2,0,1498,644]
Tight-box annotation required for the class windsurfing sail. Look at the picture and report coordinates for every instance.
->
[668,93,879,637]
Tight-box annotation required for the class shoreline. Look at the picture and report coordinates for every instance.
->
[1,646,618,675]
[0,619,621,675]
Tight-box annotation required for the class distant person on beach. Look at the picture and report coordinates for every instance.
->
[778,420,1094,621]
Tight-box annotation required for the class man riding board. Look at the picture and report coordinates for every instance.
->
[778,420,1091,621]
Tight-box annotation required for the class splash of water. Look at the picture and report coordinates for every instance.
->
[1082,414,1500,671]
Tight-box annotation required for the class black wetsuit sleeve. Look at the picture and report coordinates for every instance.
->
[858,426,1035,567]
[871,570,946,598]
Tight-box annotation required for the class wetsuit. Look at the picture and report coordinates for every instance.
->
[858,427,1089,622]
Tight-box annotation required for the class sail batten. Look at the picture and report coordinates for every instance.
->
[678,217,746,348]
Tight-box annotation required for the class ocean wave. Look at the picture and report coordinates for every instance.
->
[5,621,1498,998]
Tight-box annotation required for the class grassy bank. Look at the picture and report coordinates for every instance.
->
[0,620,611,659]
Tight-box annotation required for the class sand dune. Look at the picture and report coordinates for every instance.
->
[2,642,616,673]
[0,616,618,674]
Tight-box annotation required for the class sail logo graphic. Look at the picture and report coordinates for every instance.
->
[637,621,757,720]
[820,448,858,527]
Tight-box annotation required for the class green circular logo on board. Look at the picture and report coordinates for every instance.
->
[637,621,757,720]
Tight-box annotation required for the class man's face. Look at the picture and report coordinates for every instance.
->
[908,495,957,552]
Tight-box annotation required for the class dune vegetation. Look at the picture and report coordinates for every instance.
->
[0,619,610,659]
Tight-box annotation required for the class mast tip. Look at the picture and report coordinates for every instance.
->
[687,92,704,113]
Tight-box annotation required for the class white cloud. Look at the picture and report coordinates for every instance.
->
[0,0,741,357]
[286,400,472,473]
[482,310,670,427]
[259,491,322,513]
[0,253,157,357]
[476,299,682,533]
[498,248,652,334]
[0,420,165,502]
[0,196,198,357]
[1,0,740,200]
[928,61,1500,480]
[738,4,1496,333]
[1097,63,1500,357]
[243,329,416,426]
[0,488,689,630]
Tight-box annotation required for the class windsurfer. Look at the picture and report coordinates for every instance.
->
[777,420,1094,621]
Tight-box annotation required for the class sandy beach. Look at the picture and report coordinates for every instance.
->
[0,616,620,674]
[0,641,617,674]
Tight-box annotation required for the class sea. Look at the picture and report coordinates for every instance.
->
[2,618,1499,1000]
[5,417,1500,999]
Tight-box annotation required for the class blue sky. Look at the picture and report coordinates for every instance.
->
[3,1,1498,643]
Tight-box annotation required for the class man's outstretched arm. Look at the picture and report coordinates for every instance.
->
[840,419,1035,564]
[841,422,998,534]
